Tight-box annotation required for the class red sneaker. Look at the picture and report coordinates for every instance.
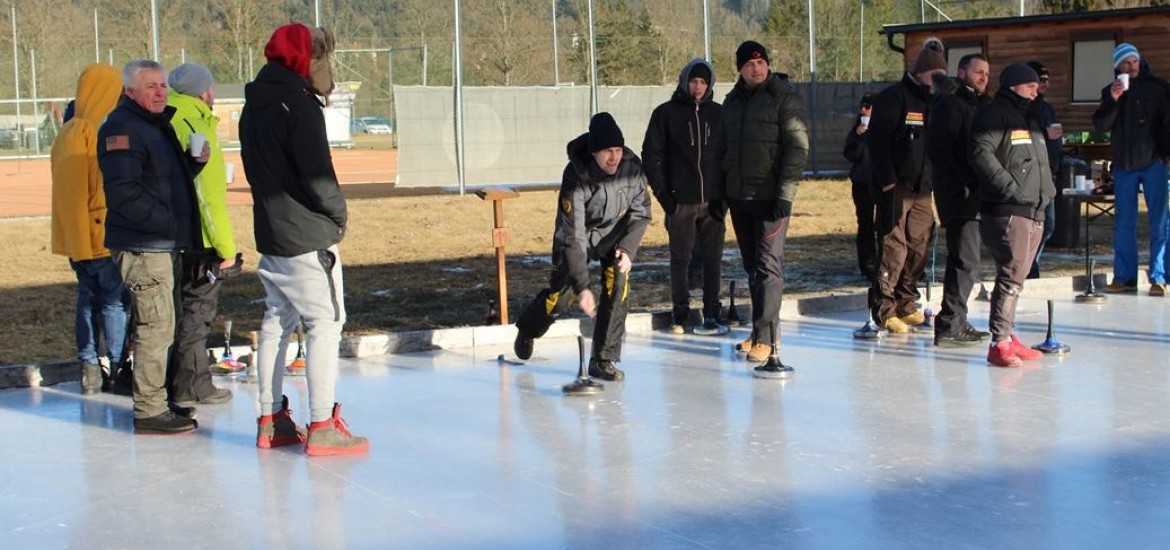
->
[987,340,1022,368]
[1009,334,1043,361]
[305,403,369,456]
[256,395,306,449]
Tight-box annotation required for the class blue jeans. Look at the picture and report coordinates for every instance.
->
[70,257,129,364]
[1112,160,1169,284]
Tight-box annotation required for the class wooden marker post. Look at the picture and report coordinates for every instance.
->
[475,187,521,324]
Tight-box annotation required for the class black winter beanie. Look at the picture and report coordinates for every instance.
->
[1000,62,1039,89]
[587,112,624,152]
[735,41,769,70]
[689,63,712,83]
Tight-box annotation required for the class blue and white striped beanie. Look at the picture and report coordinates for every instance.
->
[1113,43,1140,69]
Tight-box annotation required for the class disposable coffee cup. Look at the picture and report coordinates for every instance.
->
[189,133,207,158]
[1118,73,1130,91]
[1075,175,1088,191]
[860,115,871,126]
[225,162,235,184]
[1047,122,1063,140]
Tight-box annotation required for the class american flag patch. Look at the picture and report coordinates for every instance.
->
[1010,129,1031,145]
[105,135,130,151]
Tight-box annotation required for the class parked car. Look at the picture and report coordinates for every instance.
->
[357,116,393,135]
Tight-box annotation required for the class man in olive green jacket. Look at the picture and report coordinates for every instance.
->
[166,62,240,408]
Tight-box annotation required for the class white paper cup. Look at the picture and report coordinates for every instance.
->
[189,133,207,158]
[225,162,235,184]
[1118,73,1130,91]
[1075,175,1087,191]
[860,115,871,126]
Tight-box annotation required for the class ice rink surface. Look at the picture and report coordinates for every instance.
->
[3,293,1169,549]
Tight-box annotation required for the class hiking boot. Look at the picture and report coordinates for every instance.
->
[934,329,982,348]
[987,340,1022,368]
[746,342,772,362]
[735,338,754,353]
[693,318,729,336]
[883,317,911,334]
[134,410,197,434]
[1151,283,1166,297]
[81,362,103,395]
[1104,280,1137,293]
[1009,334,1043,361]
[257,395,307,449]
[588,359,625,381]
[174,387,233,408]
[305,403,369,456]
[899,311,926,325]
[667,323,686,335]
[513,332,534,360]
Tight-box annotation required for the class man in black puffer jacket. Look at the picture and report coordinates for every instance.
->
[868,39,948,335]
[513,113,651,382]
[713,40,809,378]
[100,59,206,434]
[927,53,991,348]
[970,63,1054,368]
[642,57,725,336]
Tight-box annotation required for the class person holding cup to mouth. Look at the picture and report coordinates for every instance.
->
[1092,42,1170,296]
[166,62,240,409]
[843,91,878,282]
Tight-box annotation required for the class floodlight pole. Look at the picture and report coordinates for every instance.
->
[454,0,467,195]
[703,0,711,61]
[587,0,598,115]
[150,0,159,61]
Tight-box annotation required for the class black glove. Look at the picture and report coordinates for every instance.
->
[657,194,678,216]
[770,199,793,221]
[215,253,244,280]
[707,200,727,221]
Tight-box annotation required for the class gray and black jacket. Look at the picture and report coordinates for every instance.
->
[641,58,721,212]
[1092,60,1170,171]
[99,98,202,253]
[240,61,347,257]
[554,134,652,293]
[713,72,809,214]
[970,88,1054,221]
[928,75,989,225]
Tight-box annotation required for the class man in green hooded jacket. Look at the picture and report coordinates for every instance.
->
[166,62,239,409]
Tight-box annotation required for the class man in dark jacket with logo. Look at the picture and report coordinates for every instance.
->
[513,112,651,381]
[241,23,368,456]
[99,59,206,434]
[868,40,948,335]
[642,57,726,336]
[970,63,1054,368]
[713,40,809,378]
[1092,43,1170,296]
[927,53,991,347]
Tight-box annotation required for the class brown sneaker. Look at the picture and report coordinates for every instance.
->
[305,403,369,456]
[735,338,754,352]
[746,342,772,362]
[1104,281,1137,293]
[1150,283,1166,297]
[256,395,307,449]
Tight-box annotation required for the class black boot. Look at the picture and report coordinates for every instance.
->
[588,359,625,381]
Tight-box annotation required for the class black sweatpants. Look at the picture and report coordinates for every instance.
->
[728,198,790,345]
[667,203,725,322]
[515,259,631,362]
[167,250,222,403]
[935,218,982,337]
[851,177,878,280]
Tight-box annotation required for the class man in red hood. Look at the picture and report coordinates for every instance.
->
[240,23,368,456]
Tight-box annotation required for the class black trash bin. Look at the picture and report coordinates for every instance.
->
[1049,156,1086,248]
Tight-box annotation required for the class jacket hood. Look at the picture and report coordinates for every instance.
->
[672,58,715,104]
[264,24,312,78]
[166,89,212,119]
[932,73,958,98]
[244,61,320,110]
[72,64,122,126]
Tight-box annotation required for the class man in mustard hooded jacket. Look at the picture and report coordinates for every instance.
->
[166,62,239,408]
[50,64,129,395]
